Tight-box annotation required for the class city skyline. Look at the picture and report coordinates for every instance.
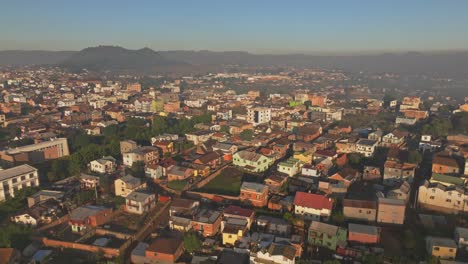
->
[2,0,468,53]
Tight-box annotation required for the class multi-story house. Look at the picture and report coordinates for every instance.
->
[355,139,378,157]
[253,243,297,264]
[167,165,194,182]
[120,140,138,154]
[377,198,406,225]
[381,130,408,148]
[123,146,159,167]
[386,181,411,203]
[114,175,147,197]
[247,106,271,126]
[348,223,381,244]
[69,205,113,234]
[426,236,457,260]
[145,163,163,180]
[233,150,274,173]
[240,182,269,207]
[191,209,222,237]
[432,155,460,174]
[125,190,156,215]
[294,192,333,221]
[89,156,117,174]
[185,130,214,145]
[0,138,70,165]
[343,199,377,222]
[0,164,39,202]
[383,160,417,185]
[418,180,466,214]
[308,221,347,251]
[277,158,303,177]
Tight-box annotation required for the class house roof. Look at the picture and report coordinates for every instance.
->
[431,173,465,186]
[309,221,340,236]
[70,205,110,221]
[426,236,457,248]
[147,236,183,255]
[241,182,268,193]
[236,150,265,162]
[343,199,377,209]
[267,243,296,260]
[349,223,379,236]
[223,205,254,218]
[0,164,37,181]
[126,190,154,202]
[293,192,333,210]
[433,156,459,168]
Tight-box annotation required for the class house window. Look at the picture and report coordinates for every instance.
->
[446,199,451,203]
[433,247,439,251]
[429,196,435,199]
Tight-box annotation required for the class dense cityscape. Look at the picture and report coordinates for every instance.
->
[0,63,467,264]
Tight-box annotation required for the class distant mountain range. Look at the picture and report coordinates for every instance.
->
[1,46,468,76]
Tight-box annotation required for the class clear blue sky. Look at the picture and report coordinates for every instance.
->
[1,0,468,53]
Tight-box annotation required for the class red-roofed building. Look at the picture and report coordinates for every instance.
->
[223,205,255,228]
[294,192,333,221]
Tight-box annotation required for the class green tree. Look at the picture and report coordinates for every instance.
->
[240,129,254,141]
[0,223,33,249]
[183,232,202,253]
[408,150,422,164]
[129,161,145,178]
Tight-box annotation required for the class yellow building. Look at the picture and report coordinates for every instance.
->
[114,175,146,197]
[293,151,314,165]
[222,224,247,246]
[426,236,457,260]
[460,103,468,112]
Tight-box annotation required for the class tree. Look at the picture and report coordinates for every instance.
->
[129,161,145,178]
[183,232,202,253]
[408,150,422,164]
[0,223,32,249]
[240,129,254,141]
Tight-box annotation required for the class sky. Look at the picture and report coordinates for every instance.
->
[1,0,468,54]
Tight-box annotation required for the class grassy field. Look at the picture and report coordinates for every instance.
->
[197,167,243,196]
[167,179,188,191]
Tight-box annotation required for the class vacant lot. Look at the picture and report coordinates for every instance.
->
[167,179,188,191]
[197,167,243,196]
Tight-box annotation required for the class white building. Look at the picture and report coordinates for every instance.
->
[355,139,378,157]
[247,107,271,126]
[89,156,117,174]
[0,164,39,202]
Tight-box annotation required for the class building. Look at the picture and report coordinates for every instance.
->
[348,223,380,244]
[185,130,214,145]
[418,180,466,214]
[222,218,248,246]
[432,155,460,174]
[167,165,194,182]
[401,96,421,110]
[294,192,333,221]
[0,164,39,202]
[120,140,137,154]
[79,173,100,190]
[383,160,417,185]
[143,234,184,263]
[89,156,117,174]
[381,130,407,148]
[308,221,347,251]
[426,236,457,260]
[253,242,297,264]
[69,205,113,234]
[223,205,255,228]
[125,190,156,215]
[145,164,163,180]
[12,199,63,227]
[191,209,222,237]
[114,175,147,197]
[343,199,377,222]
[0,138,69,165]
[355,139,378,157]
[240,182,269,207]
[233,150,274,173]
[123,146,159,167]
[247,106,271,126]
[377,198,406,225]
[277,158,303,177]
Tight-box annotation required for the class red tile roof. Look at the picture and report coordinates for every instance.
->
[223,205,254,218]
[293,192,333,210]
